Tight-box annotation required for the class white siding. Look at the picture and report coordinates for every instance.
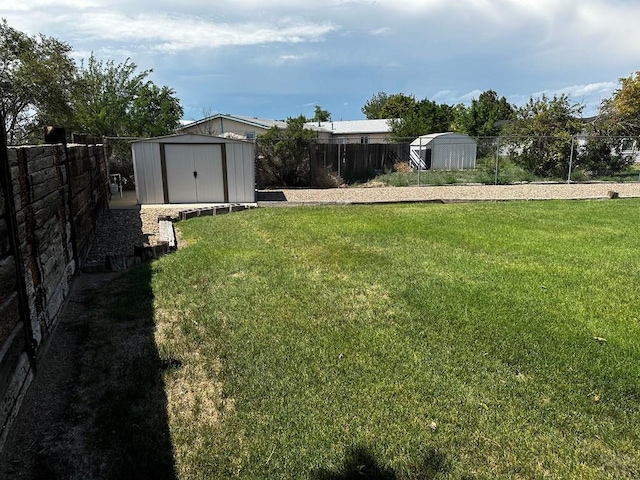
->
[132,142,164,204]
[432,138,477,170]
[226,142,255,203]
[164,144,224,203]
[131,134,256,204]
[410,133,477,171]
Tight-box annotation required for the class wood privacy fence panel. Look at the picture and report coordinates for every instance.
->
[0,142,109,449]
[310,142,410,183]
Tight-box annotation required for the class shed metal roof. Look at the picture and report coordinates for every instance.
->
[410,132,476,146]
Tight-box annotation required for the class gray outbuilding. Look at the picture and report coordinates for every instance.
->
[131,134,255,204]
[409,132,477,170]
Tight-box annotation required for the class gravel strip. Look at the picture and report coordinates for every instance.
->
[85,209,147,264]
[86,207,187,264]
[276,182,640,203]
[86,182,640,264]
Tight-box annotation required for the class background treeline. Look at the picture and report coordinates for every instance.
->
[4,17,637,186]
[0,19,183,145]
[259,77,640,186]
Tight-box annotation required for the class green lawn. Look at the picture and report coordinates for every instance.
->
[150,200,640,479]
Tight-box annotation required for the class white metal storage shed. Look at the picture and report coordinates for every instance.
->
[409,132,477,170]
[131,134,255,204]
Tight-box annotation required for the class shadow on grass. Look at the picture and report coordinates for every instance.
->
[312,445,448,480]
[82,264,177,479]
[33,264,177,479]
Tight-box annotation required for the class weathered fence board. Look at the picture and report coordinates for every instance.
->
[0,138,109,451]
[310,142,410,184]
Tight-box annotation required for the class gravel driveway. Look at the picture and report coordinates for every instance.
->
[272,182,640,204]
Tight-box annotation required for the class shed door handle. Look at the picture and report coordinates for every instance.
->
[193,171,198,179]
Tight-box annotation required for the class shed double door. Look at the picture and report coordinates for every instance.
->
[164,144,225,203]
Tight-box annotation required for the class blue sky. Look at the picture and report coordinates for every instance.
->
[2,0,639,122]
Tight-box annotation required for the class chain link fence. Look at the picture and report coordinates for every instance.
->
[103,136,143,191]
[303,135,640,187]
[101,133,640,191]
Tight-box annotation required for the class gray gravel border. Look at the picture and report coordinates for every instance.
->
[272,182,640,204]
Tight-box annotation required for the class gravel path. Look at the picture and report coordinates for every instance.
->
[85,206,192,264]
[274,182,640,203]
[86,182,640,265]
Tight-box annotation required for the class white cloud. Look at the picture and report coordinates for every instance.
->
[2,0,639,121]
[55,12,337,52]
[275,53,313,65]
[369,27,392,36]
[432,89,484,104]
[0,0,101,9]
[549,82,618,99]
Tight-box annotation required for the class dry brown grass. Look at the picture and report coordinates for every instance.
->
[393,161,412,173]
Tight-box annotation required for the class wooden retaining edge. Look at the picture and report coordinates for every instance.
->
[82,204,257,273]
[178,204,256,221]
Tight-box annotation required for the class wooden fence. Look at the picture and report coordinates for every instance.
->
[310,142,410,184]
[0,133,109,450]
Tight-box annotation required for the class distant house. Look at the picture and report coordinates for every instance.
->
[305,119,394,144]
[180,114,287,140]
[577,116,640,164]
[180,114,394,144]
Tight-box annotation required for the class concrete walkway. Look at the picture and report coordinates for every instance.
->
[108,189,138,209]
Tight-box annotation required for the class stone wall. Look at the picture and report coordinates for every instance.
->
[0,143,109,448]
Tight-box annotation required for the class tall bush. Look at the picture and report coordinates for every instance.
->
[502,94,583,178]
[255,116,316,187]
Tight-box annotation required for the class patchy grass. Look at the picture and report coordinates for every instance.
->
[147,200,640,478]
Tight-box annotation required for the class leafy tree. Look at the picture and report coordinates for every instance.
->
[362,92,389,119]
[578,135,632,176]
[450,103,470,133]
[128,83,183,137]
[73,54,183,137]
[361,92,417,119]
[380,93,417,119]
[502,94,583,177]
[0,19,76,144]
[256,115,316,186]
[455,90,514,137]
[388,99,454,141]
[600,71,640,134]
[312,105,331,123]
[578,73,640,176]
[73,54,183,185]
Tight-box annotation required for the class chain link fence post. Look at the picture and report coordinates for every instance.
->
[494,137,500,185]
[567,135,575,183]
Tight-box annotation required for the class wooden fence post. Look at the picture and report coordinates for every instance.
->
[0,115,37,366]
